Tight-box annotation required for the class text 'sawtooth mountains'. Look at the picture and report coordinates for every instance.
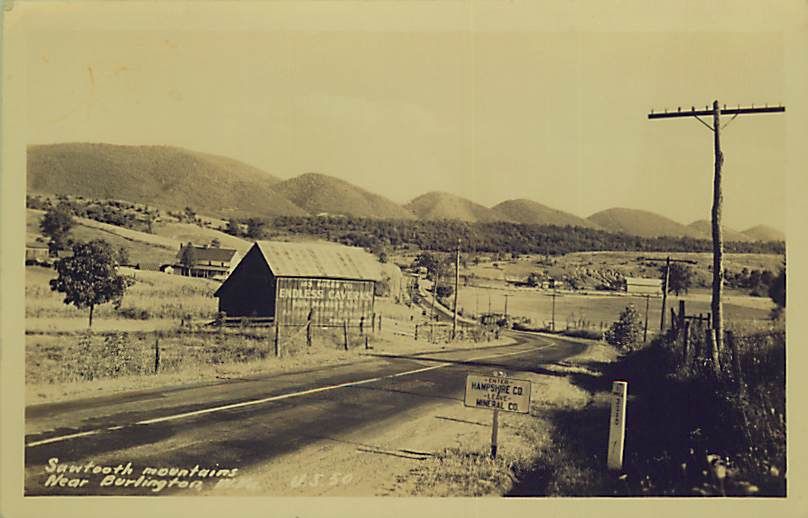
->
[27,143,782,242]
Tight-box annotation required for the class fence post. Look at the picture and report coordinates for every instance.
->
[365,335,369,350]
[154,336,160,374]
[372,313,376,334]
[343,320,349,351]
[415,324,419,341]
[682,321,689,363]
[274,324,280,358]
[378,314,382,333]
[726,330,745,395]
[678,300,686,331]
[713,328,722,374]
[670,308,677,337]
[360,316,365,336]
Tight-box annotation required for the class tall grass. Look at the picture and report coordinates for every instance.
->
[609,326,786,496]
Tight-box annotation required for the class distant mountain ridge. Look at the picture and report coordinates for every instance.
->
[687,220,753,242]
[405,192,504,223]
[587,208,701,239]
[492,199,602,229]
[27,143,305,219]
[27,143,783,242]
[271,173,415,220]
[741,225,785,242]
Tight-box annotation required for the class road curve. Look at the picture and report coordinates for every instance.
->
[25,331,588,496]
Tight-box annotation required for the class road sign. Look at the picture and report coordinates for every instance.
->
[464,373,532,414]
[607,380,628,471]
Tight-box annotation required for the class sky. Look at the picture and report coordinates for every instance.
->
[17,1,798,231]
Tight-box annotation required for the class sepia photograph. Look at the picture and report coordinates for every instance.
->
[1,0,806,515]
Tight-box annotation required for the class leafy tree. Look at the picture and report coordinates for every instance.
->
[40,205,74,256]
[117,246,130,265]
[49,240,128,327]
[768,269,785,318]
[225,218,242,237]
[245,218,266,239]
[412,252,443,279]
[662,263,694,296]
[179,242,197,271]
[605,304,644,351]
[435,284,454,299]
[183,206,197,223]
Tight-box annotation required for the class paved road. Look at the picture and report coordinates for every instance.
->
[24,331,587,496]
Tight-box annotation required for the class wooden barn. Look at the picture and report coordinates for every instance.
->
[214,241,382,326]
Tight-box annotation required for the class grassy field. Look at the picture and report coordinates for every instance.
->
[464,251,784,289]
[454,284,775,333]
[27,208,252,268]
[26,266,219,322]
[25,262,511,404]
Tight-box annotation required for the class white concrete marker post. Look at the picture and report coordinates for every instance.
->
[607,380,628,471]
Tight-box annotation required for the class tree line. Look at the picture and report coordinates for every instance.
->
[237,215,785,256]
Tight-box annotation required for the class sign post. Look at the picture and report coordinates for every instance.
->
[464,370,532,459]
[607,380,628,471]
[491,407,500,459]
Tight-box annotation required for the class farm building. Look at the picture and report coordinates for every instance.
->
[25,242,50,264]
[624,277,663,295]
[214,241,383,326]
[174,244,240,280]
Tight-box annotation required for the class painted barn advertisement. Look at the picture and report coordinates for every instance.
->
[275,277,375,327]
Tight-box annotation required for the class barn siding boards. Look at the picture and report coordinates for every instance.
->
[215,241,382,325]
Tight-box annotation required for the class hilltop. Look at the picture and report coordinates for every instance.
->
[27,143,306,220]
[587,208,698,238]
[405,192,505,223]
[492,199,602,229]
[687,220,753,242]
[271,173,415,220]
[742,225,785,242]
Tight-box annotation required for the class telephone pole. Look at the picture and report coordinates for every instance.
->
[648,101,785,357]
[453,238,460,340]
[551,290,557,331]
[503,294,509,320]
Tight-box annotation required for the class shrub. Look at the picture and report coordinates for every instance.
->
[605,304,644,351]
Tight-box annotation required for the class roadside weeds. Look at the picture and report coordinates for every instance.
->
[391,340,619,496]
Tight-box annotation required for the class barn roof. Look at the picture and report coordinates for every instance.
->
[255,241,382,281]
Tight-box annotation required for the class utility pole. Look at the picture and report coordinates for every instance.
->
[645,255,696,332]
[661,256,671,332]
[649,101,784,356]
[431,273,438,322]
[504,294,509,321]
[551,290,557,331]
[453,238,460,340]
[643,294,650,343]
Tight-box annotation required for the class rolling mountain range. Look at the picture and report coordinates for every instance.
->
[27,143,784,242]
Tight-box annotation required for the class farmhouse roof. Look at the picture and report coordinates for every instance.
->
[255,241,382,281]
[178,245,238,262]
[625,277,662,286]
